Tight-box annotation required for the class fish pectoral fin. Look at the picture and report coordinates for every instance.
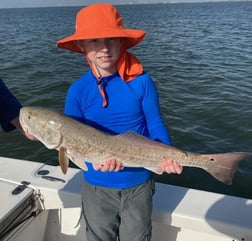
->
[145,167,163,175]
[58,147,69,174]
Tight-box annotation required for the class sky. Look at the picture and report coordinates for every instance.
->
[0,0,237,9]
[1,0,162,9]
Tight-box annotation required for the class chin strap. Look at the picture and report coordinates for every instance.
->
[97,77,108,108]
[93,64,108,108]
[85,46,143,108]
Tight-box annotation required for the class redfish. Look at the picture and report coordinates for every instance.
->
[19,107,252,185]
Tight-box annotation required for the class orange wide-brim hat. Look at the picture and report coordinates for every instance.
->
[57,3,146,53]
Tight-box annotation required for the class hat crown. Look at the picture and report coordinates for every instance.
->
[76,4,123,32]
[57,3,145,52]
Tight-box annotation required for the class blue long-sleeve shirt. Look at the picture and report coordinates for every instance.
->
[0,78,22,132]
[65,70,171,188]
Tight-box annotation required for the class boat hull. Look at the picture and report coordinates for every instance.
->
[1,156,252,241]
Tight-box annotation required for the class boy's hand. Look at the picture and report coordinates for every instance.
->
[160,159,183,174]
[93,159,123,172]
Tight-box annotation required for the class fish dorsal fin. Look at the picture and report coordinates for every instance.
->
[113,131,152,145]
[112,131,183,158]
[122,131,151,140]
[114,131,172,149]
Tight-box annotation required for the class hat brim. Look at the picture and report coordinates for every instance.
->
[57,28,145,53]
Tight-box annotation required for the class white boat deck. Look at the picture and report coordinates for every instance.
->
[0,156,252,241]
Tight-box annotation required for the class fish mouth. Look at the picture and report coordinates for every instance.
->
[19,113,28,132]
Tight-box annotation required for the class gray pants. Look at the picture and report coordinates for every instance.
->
[81,178,155,241]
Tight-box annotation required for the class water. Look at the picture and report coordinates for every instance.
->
[0,2,252,198]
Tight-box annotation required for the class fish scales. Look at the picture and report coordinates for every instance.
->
[19,107,252,185]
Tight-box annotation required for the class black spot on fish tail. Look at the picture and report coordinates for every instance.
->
[203,152,252,185]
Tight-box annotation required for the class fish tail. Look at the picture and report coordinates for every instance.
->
[204,152,252,185]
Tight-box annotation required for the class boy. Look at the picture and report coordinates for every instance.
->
[57,3,182,241]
